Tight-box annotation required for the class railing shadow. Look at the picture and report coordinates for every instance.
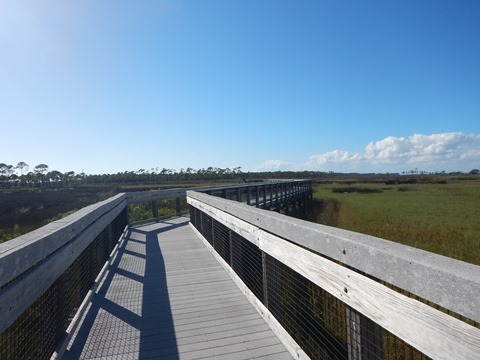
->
[63,219,185,359]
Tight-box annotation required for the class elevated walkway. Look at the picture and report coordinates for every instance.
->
[62,217,292,359]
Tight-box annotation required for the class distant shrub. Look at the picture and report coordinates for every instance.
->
[331,187,382,194]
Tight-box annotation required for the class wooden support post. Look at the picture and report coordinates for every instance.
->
[151,201,158,221]
[256,186,260,208]
[262,251,268,307]
[269,184,273,208]
[236,188,241,202]
[247,186,251,205]
[229,229,233,267]
[176,197,181,215]
[347,307,384,360]
[347,307,362,360]
[211,217,215,249]
[275,183,279,207]
[263,185,267,208]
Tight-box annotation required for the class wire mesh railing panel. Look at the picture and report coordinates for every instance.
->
[346,306,385,360]
[200,211,213,245]
[0,281,60,359]
[186,185,457,360]
[212,219,231,264]
[264,252,433,360]
[231,232,264,303]
[0,209,127,360]
[381,330,431,360]
[265,253,348,360]
[189,205,197,227]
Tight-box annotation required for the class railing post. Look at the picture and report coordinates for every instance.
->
[229,229,233,267]
[347,307,362,360]
[274,184,278,206]
[269,184,273,208]
[236,188,241,202]
[262,184,267,209]
[176,197,181,215]
[262,251,268,308]
[347,307,384,360]
[151,201,158,221]
[247,186,251,205]
[256,186,260,208]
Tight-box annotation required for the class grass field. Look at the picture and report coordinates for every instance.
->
[305,178,480,266]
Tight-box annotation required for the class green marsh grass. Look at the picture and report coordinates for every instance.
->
[307,179,480,265]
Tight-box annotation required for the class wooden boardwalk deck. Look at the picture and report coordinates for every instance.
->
[62,217,292,360]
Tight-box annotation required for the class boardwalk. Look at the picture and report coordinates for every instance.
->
[63,217,292,360]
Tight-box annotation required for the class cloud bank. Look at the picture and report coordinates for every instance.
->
[309,132,480,173]
[258,132,480,173]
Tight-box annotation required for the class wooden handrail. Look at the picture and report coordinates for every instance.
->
[187,190,480,360]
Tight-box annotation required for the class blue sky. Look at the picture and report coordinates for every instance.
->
[1,1,479,175]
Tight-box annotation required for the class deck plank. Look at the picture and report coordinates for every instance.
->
[63,217,292,360]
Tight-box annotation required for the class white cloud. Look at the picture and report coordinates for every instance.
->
[308,132,480,173]
[256,159,290,171]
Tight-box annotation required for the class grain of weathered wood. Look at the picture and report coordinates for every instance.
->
[0,194,127,288]
[188,196,259,246]
[190,224,309,360]
[0,198,127,334]
[188,194,480,360]
[187,190,480,323]
[62,217,293,360]
[260,229,480,360]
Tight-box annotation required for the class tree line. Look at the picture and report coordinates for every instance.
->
[0,161,332,188]
[0,162,250,188]
[0,162,81,188]
[1,161,478,189]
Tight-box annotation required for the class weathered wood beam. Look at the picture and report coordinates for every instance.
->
[187,190,480,324]
[188,193,480,360]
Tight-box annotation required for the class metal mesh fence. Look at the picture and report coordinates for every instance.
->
[266,254,348,359]
[0,208,127,360]
[200,211,213,245]
[212,219,231,264]
[231,231,264,303]
[189,203,436,360]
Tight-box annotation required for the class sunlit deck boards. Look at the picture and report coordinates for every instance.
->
[63,217,292,360]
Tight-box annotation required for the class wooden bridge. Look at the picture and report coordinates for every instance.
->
[62,217,292,359]
[1,180,479,360]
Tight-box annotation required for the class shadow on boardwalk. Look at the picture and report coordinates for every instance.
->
[63,217,292,360]
[64,221,181,359]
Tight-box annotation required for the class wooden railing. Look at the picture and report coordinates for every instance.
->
[0,180,311,359]
[187,190,480,360]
